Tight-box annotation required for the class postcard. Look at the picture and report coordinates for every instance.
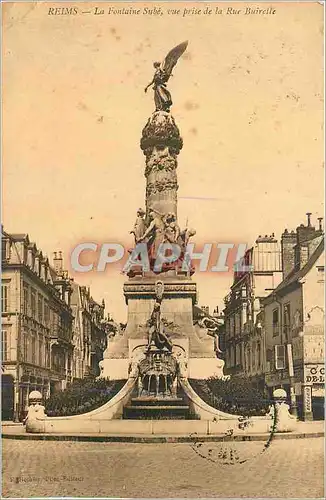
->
[2,2,324,499]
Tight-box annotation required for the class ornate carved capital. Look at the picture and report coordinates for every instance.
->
[140,111,183,156]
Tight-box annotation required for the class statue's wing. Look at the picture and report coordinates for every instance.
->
[161,41,188,80]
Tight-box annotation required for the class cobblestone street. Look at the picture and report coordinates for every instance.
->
[2,438,324,498]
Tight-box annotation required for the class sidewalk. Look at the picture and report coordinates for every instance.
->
[2,419,324,442]
[2,421,24,427]
[295,420,325,434]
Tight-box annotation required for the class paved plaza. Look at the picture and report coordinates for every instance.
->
[2,438,324,498]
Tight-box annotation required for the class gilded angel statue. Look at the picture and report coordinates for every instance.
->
[144,41,188,112]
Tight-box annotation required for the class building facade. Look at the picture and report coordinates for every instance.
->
[1,230,108,421]
[1,231,74,421]
[263,216,324,420]
[70,281,107,379]
[223,235,283,388]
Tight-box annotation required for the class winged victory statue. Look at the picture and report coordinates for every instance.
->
[144,41,188,113]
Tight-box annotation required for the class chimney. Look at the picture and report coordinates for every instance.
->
[53,250,63,275]
[296,214,316,244]
[294,214,321,270]
[281,229,296,278]
[317,217,323,232]
[306,212,312,227]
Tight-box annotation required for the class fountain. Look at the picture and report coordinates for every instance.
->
[24,42,287,436]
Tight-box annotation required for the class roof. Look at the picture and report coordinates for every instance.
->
[272,237,324,295]
[8,233,29,242]
[193,305,219,321]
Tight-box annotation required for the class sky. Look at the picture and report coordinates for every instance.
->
[2,1,324,321]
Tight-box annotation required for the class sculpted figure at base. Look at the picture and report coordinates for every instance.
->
[130,208,146,243]
[163,212,180,244]
[138,209,165,260]
[144,41,188,113]
[178,227,196,250]
[132,208,197,272]
[198,315,223,357]
[147,294,173,352]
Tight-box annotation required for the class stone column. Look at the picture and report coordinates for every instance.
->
[140,111,183,220]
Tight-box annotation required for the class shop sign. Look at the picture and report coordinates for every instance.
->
[304,386,312,413]
[304,364,325,384]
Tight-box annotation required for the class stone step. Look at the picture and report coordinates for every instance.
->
[130,397,187,407]
[127,405,188,411]
[123,404,191,420]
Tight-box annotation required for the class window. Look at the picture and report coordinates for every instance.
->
[1,284,9,312]
[23,285,29,316]
[39,336,44,367]
[44,302,50,325]
[230,317,235,337]
[275,345,286,370]
[31,290,36,318]
[2,329,9,361]
[235,312,240,335]
[38,294,43,323]
[272,308,279,336]
[46,340,51,368]
[44,340,48,368]
[252,345,256,368]
[31,331,36,364]
[23,331,28,362]
[35,334,39,365]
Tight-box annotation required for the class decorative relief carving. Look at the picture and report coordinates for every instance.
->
[146,179,179,197]
[145,150,177,177]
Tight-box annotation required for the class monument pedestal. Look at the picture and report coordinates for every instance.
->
[100,274,225,380]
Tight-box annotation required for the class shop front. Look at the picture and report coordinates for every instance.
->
[303,364,325,421]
